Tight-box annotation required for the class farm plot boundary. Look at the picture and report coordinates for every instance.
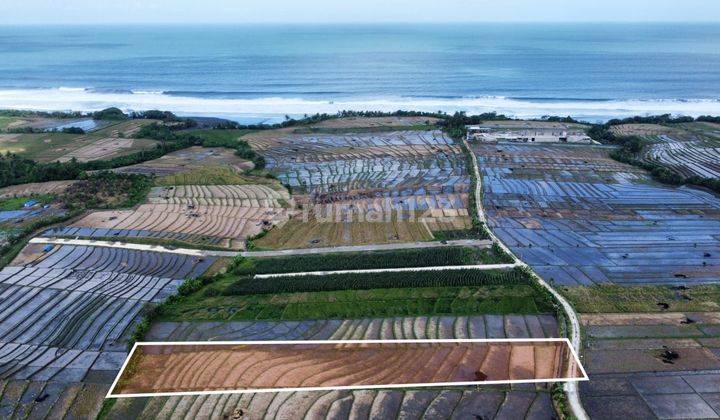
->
[108,338,587,398]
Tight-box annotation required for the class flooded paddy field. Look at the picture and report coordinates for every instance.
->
[246,125,473,249]
[579,312,720,419]
[613,122,720,179]
[473,142,720,286]
[105,315,560,418]
[0,243,214,418]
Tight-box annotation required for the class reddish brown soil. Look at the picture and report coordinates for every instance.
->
[114,341,583,395]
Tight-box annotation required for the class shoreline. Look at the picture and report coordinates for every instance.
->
[2,88,720,124]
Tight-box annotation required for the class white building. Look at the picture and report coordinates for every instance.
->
[466,125,593,144]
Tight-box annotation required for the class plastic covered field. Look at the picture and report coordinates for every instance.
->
[473,143,720,286]
[246,129,473,248]
[0,244,215,418]
[579,312,720,419]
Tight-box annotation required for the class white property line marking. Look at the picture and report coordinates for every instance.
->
[107,338,588,399]
[253,262,522,278]
[29,237,238,257]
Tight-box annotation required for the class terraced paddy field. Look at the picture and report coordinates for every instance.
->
[472,142,720,286]
[612,122,720,179]
[579,312,720,419]
[106,315,562,419]
[49,160,290,249]
[114,340,581,395]
[0,243,215,418]
[246,126,474,249]
[0,120,159,163]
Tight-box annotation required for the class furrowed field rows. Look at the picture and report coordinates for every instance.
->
[246,128,475,249]
[473,142,720,286]
[0,244,215,418]
[147,315,559,341]
[105,314,559,419]
[48,180,291,250]
[116,341,578,394]
[642,135,720,179]
[147,185,290,207]
[108,388,555,420]
[613,123,720,179]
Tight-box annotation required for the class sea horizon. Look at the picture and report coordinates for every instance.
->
[2,22,719,123]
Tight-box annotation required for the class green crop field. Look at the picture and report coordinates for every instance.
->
[224,267,529,295]
[562,284,720,313]
[159,284,553,321]
[238,245,513,274]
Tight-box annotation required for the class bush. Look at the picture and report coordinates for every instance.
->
[92,107,128,121]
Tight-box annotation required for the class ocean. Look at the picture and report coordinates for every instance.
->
[1,23,720,123]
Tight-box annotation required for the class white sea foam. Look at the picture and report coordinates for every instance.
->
[1,88,719,122]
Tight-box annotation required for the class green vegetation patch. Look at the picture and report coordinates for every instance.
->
[562,284,720,313]
[225,267,530,295]
[160,284,552,321]
[183,128,254,147]
[0,194,54,211]
[242,245,512,274]
[154,166,278,187]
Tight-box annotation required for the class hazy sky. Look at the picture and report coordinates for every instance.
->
[2,0,719,24]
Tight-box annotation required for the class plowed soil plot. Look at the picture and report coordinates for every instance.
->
[473,143,720,286]
[111,340,583,395]
[103,315,561,419]
[0,244,214,418]
[246,128,472,248]
[52,184,290,249]
[111,146,254,176]
[579,312,720,419]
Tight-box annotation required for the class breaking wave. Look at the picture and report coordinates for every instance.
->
[1,87,719,123]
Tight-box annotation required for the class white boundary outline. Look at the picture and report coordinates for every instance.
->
[107,338,588,399]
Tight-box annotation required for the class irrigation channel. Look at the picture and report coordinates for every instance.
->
[461,136,590,420]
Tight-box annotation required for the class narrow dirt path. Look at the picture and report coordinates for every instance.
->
[461,136,589,420]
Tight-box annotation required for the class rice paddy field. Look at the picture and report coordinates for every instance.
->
[612,122,720,179]
[245,125,473,249]
[579,311,720,419]
[105,314,561,419]
[47,147,288,249]
[473,142,720,286]
[0,243,215,418]
[471,137,720,418]
[0,120,159,163]
[114,340,580,395]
